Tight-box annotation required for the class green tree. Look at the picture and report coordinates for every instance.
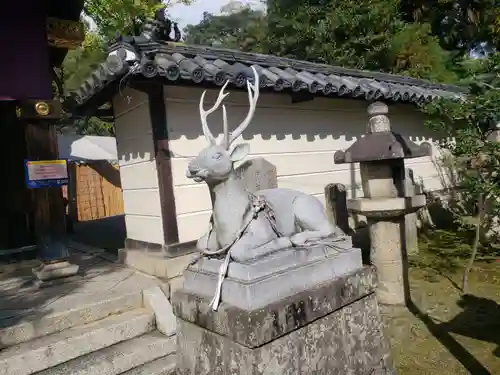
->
[400,0,500,55]
[60,0,195,136]
[183,0,459,82]
[84,0,193,39]
[57,25,110,136]
[421,53,500,292]
[267,0,401,69]
[387,22,457,82]
[184,4,266,52]
[266,0,455,82]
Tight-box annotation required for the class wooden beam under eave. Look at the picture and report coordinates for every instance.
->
[46,17,84,49]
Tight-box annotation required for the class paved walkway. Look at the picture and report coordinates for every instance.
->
[0,241,160,329]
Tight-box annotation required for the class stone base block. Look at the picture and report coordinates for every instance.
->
[143,285,177,337]
[184,240,362,310]
[173,266,395,375]
[118,248,196,279]
[34,275,82,289]
[32,261,79,282]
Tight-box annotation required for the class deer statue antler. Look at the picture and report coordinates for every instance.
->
[223,66,260,149]
[198,66,260,148]
[222,105,229,149]
[199,80,230,145]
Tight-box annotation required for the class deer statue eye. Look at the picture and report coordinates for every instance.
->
[212,153,222,160]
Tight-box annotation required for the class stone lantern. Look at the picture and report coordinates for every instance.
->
[334,102,432,305]
[487,122,500,142]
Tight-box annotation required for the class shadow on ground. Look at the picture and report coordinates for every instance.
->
[442,294,500,357]
[385,229,500,375]
[72,215,126,254]
[405,294,500,375]
[0,247,126,348]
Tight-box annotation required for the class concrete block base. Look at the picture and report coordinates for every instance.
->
[34,275,82,289]
[32,261,79,282]
[183,242,362,310]
[172,266,395,375]
[118,248,196,280]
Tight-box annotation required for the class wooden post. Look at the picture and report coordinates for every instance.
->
[0,101,34,252]
[67,162,79,226]
[24,121,79,281]
[24,122,66,255]
[324,183,351,234]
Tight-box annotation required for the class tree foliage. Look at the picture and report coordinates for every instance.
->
[183,6,266,52]
[387,22,457,82]
[57,25,111,136]
[184,0,460,82]
[400,0,500,54]
[267,0,401,69]
[60,0,194,136]
[421,53,500,291]
[266,0,457,82]
[84,0,193,39]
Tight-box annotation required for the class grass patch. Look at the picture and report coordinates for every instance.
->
[386,228,500,374]
[410,228,500,275]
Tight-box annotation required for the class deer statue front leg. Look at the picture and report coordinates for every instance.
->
[228,216,293,262]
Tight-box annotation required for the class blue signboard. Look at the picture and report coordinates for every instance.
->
[24,159,69,189]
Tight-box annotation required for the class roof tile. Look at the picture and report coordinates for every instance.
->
[64,34,466,114]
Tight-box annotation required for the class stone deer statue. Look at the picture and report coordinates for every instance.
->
[186,67,340,263]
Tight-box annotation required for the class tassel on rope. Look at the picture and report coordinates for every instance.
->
[209,250,232,310]
[195,194,274,311]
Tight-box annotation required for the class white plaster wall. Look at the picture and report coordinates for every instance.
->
[164,86,445,243]
[113,88,164,244]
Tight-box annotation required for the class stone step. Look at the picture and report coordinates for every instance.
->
[0,309,154,375]
[0,291,143,349]
[35,332,176,375]
[121,354,176,375]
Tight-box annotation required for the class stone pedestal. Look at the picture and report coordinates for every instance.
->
[369,220,406,305]
[182,240,361,310]
[32,261,79,287]
[172,266,395,375]
[348,195,425,306]
[404,168,419,255]
[33,240,79,285]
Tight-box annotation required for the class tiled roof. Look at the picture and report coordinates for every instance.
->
[64,34,465,115]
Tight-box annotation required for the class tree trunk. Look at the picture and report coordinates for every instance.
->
[462,195,484,294]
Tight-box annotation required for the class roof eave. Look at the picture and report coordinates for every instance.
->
[64,40,467,118]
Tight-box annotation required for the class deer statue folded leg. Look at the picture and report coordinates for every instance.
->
[186,67,347,309]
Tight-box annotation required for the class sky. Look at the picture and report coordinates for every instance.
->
[168,0,262,30]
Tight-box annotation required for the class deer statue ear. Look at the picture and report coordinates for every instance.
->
[229,143,250,162]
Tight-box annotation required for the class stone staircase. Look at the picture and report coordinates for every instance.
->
[0,288,176,375]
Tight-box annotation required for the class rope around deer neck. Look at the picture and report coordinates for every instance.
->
[190,192,281,311]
